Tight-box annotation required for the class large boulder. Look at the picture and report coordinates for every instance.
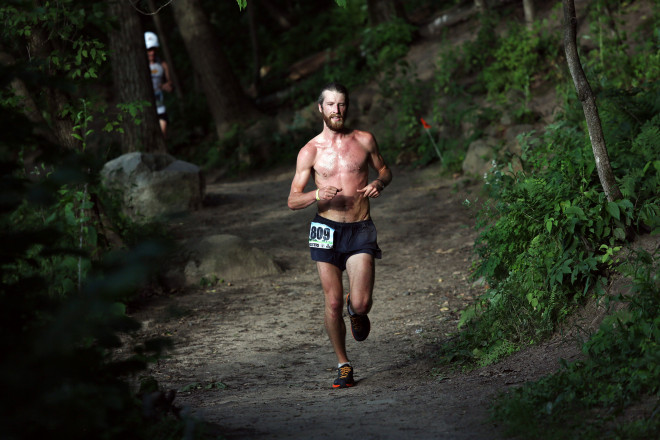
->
[163,234,282,288]
[462,138,498,177]
[101,152,205,221]
[462,125,537,177]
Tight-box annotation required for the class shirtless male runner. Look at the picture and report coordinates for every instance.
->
[287,82,392,388]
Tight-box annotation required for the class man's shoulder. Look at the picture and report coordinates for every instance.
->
[348,129,376,149]
[297,136,321,162]
[345,128,372,139]
[301,134,323,152]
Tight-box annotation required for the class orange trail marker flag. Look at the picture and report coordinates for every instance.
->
[420,118,443,164]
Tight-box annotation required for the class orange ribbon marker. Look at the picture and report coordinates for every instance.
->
[419,118,443,164]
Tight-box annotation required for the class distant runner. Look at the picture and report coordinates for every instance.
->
[145,31,173,138]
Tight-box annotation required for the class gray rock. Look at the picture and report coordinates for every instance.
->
[101,152,205,221]
[164,234,282,288]
[462,138,497,177]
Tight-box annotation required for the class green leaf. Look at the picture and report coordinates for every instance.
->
[606,201,620,220]
[614,228,626,240]
[564,205,586,220]
[545,218,553,233]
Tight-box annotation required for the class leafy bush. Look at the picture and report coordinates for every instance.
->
[0,150,180,439]
[0,44,210,439]
[491,246,659,439]
[583,0,660,89]
[480,20,561,119]
[444,69,660,365]
[361,17,416,72]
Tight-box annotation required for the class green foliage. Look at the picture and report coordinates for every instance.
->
[461,12,498,77]
[491,246,660,439]
[361,17,415,71]
[440,69,660,365]
[437,2,660,365]
[0,6,213,433]
[480,20,561,119]
[261,1,367,96]
[0,151,178,438]
[322,15,415,94]
[376,63,428,164]
[0,1,109,81]
[426,11,563,173]
[582,0,659,89]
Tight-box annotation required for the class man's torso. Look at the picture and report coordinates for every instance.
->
[149,61,166,114]
[311,130,371,223]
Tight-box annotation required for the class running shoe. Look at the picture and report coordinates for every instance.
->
[346,293,370,341]
[333,364,355,388]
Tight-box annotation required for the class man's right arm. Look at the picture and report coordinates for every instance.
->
[287,147,317,210]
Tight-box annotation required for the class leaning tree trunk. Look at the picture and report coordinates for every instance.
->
[562,0,622,202]
[172,0,261,146]
[108,0,166,153]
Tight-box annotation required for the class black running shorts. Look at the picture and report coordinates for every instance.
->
[309,213,382,271]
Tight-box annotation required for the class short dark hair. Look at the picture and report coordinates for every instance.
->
[318,82,349,107]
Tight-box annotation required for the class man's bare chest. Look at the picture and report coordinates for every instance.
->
[314,148,368,178]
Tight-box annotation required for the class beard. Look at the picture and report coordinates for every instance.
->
[322,112,345,131]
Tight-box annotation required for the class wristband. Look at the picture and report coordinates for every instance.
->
[375,178,385,189]
[315,189,320,201]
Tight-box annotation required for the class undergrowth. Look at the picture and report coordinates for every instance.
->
[434,0,660,358]
[491,246,659,440]
[432,1,660,437]
[444,78,659,366]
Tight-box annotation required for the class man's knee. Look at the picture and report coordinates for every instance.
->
[325,294,344,318]
[349,295,372,315]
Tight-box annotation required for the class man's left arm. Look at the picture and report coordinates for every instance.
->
[358,132,392,198]
[161,62,173,92]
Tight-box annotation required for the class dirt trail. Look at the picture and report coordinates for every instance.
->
[131,165,579,439]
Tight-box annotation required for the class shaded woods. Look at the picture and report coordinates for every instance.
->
[1,0,658,438]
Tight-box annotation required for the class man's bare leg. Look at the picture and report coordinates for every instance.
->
[159,119,167,138]
[345,253,375,315]
[317,261,348,364]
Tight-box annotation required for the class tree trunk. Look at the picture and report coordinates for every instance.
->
[27,29,78,151]
[523,0,535,29]
[562,0,622,201]
[172,0,260,147]
[0,51,59,148]
[108,0,166,153]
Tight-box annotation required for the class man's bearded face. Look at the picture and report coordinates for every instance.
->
[320,91,347,131]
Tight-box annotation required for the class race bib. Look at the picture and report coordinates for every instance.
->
[309,222,334,249]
